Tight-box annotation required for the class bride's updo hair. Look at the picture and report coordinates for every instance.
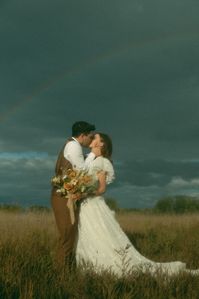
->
[98,133,113,161]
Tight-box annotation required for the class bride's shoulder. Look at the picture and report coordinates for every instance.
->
[94,156,112,167]
[93,156,104,164]
[93,156,114,170]
[102,157,115,184]
[92,157,115,183]
[90,156,104,169]
[103,157,114,171]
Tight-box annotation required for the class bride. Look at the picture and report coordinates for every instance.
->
[76,133,199,277]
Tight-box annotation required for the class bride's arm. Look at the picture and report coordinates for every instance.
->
[95,171,107,195]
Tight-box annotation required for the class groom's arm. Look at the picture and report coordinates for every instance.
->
[64,141,95,170]
[84,152,95,168]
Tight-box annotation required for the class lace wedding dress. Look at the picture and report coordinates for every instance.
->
[76,157,199,277]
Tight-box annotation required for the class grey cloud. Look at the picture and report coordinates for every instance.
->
[1,156,199,208]
[1,0,199,207]
[0,155,55,206]
[167,177,199,188]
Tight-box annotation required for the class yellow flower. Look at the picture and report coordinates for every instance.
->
[71,179,78,185]
[67,169,77,178]
[63,182,73,191]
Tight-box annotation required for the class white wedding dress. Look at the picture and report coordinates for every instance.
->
[76,156,199,277]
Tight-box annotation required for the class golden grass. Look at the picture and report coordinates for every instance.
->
[0,210,199,299]
[117,212,199,232]
[0,211,55,241]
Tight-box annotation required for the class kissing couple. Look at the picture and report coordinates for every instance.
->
[51,121,199,277]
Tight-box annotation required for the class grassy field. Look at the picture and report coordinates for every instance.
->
[0,210,199,299]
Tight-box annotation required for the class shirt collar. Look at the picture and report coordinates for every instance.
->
[72,137,80,144]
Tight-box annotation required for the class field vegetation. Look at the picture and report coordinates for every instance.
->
[0,199,199,298]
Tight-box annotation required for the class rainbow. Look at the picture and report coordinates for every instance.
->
[0,30,198,123]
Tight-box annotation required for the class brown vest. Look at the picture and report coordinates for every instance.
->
[51,138,80,261]
[55,138,73,176]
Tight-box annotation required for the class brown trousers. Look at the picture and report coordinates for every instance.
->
[51,188,80,267]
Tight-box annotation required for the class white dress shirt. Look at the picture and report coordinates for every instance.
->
[63,137,95,170]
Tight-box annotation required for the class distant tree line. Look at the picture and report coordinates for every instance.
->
[1,195,199,214]
[0,204,50,213]
[103,196,199,214]
[154,195,199,214]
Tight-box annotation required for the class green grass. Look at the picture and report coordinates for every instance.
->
[0,210,199,299]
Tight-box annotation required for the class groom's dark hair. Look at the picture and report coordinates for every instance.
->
[72,121,96,137]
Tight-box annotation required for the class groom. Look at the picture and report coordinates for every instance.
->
[51,121,98,269]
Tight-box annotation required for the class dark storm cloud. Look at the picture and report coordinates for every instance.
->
[1,0,199,207]
[1,155,199,208]
[0,154,54,206]
[116,159,199,186]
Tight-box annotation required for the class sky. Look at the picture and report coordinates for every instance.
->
[0,0,199,208]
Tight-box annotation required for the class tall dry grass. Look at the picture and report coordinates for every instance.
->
[0,210,199,299]
[116,212,199,267]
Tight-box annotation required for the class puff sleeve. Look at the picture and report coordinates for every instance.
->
[90,157,115,184]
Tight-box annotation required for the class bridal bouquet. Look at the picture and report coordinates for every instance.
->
[51,169,97,224]
[51,168,97,198]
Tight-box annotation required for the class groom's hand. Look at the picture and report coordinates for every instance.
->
[70,193,82,201]
[72,192,88,201]
[91,146,101,157]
